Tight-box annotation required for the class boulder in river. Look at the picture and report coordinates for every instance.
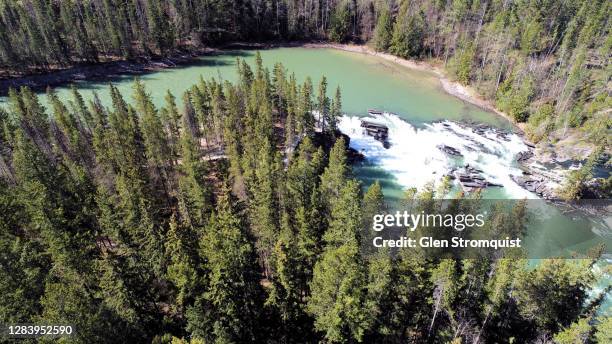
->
[510,174,555,199]
[516,150,534,162]
[360,119,390,148]
[437,145,463,156]
[454,165,503,192]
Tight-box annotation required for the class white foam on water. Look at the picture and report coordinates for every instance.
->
[338,112,538,199]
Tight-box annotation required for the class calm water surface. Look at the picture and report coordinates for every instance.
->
[41,48,511,128]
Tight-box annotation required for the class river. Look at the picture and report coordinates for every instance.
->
[2,47,610,307]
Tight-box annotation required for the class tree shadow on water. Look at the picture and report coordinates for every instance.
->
[0,50,249,96]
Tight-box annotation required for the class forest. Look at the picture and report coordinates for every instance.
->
[0,53,610,343]
[0,0,610,343]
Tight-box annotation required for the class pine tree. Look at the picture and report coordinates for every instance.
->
[132,78,172,201]
[159,90,182,164]
[307,243,370,343]
[176,115,209,229]
[553,317,595,344]
[97,249,160,340]
[187,186,263,343]
[267,212,316,342]
[329,1,351,42]
[320,137,349,208]
[68,84,94,133]
[89,92,113,170]
[361,181,385,249]
[298,77,315,137]
[47,87,88,163]
[595,316,612,343]
[286,137,318,209]
[12,128,97,275]
[317,76,330,132]
[40,269,120,344]
[0,180,50,324]
[323,179,362,248]
[249,138,279,278]
[373,5,393,51]
[308,177,371,342]
[390,5,426,58]
[165,213,201,309]
[9,87,51,156]
[514,259,596,335]
[329,86,342,134]
[107,84,148,175]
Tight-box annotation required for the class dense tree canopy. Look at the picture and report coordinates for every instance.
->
[0,0,610,341]
[0,55,609,342]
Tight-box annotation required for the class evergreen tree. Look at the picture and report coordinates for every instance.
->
[68,84,94,133]
[132,78,172,200]
[176,116,209,229]
[0,180,50,325]
[329,86,342,134]
[320,137,349,208]
[514,259,596,335]
[267,212,316,342]
[390,6,426,58]
[249,138,279,278]
[373,5,393,51]
[329,1,352,42]
[187,186,263,343]
[298,77,315,137]
[307,243,370,343]
[159,90,182,164]
[165,214,201,310]
[361,181,385,248]
[317,76,330,132]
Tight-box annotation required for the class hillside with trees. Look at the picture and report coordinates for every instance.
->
[370,0,610,166]
[0,54,610,343]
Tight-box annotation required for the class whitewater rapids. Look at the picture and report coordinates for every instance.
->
[338,112,537,199]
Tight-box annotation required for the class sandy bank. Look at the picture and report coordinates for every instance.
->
[303,43,524,132]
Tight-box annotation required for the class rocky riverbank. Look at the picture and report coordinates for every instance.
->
[431,120,564,199]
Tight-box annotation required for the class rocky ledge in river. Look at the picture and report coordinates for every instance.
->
[516,150,534,162]
[440,120,561,198]
[450,165,503,192]
[512,148,560,199]
[509,137,563,200]
[510,173,556,199]
[461,121,567,199]
[437,145,462,156]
